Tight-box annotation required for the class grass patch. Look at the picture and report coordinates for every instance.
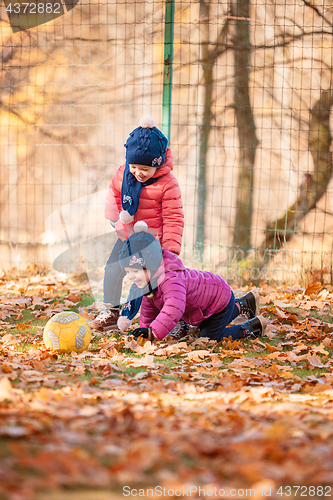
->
[16,343,37,352]
[154,357,178,368]
[79,371,100,382]
[291,366,329,378]
[272,304,333,325]
[78,295,95,308]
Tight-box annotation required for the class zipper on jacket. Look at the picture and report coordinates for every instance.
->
[151,295,161,310]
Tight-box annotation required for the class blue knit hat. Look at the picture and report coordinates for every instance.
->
[118,222,163,326]
[125,116,168,168]
[119,222,163,272]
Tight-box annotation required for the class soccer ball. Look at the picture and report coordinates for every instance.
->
[43,311,91,354]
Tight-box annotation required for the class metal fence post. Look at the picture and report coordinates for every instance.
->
[162,0,174,141]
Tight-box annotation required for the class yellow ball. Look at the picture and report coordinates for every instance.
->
[43,311,91,354]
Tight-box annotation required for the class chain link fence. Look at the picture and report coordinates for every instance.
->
[0,0,332,285]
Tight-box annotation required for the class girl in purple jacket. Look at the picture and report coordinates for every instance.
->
[117,224,267,342]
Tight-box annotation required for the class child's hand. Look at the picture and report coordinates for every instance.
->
[133,327,149,338]
[132,327,155,341]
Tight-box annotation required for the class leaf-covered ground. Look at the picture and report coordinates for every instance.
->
[1,273,333,500]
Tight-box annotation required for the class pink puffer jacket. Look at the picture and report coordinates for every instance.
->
[104,147,184,255]
[140,250,232,340]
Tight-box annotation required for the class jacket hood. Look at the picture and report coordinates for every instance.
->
[152,249,185,285]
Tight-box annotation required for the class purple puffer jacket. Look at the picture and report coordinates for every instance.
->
[140,249,232,340]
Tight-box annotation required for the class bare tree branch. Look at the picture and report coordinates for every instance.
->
[301,0,333,27]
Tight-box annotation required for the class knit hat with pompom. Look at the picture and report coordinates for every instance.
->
[125,116,168,167]
[119,221,162,272]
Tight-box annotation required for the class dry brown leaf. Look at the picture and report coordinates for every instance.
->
[304,281,323,296]
[322,337,333,348]
[140,340,157,354]
[0,377,13,401]
[307,353,325,368]
[285,351,308,363]
[228,357,262,368]
[265,343,277,353]
[185,350,212,361]
[1,334,20,345]
[274,306,288,318]
[312,343,329,356]
[274,300,292,308]
[123,339,146,354]
[126,354,156,367]
[67,293,82,303]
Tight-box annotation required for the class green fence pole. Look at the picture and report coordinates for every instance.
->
[162,0,174,141]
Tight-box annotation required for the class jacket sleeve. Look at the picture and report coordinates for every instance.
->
[140,296,160,328]
[160,176,184,255]
[149,276,187,340]
[104,167,123,221]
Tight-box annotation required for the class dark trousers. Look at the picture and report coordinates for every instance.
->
[103,238,126,307]
[199,292,245,341]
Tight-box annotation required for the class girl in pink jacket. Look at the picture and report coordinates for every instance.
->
[90,117,184,333]
[117,225,267,342]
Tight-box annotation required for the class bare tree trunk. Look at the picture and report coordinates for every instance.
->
[195,3,230,260]
[232,0,259,255]
[195,0,212,259]
[263,89,333,251]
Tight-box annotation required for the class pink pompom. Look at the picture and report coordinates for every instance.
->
[139,116,155,128]
[117,316,132,332]
[119,210,135,224]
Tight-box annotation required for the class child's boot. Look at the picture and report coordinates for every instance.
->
[235,290,259,319]
[168,319,189,341]
[90,306,120,332]
[241,315,267,339]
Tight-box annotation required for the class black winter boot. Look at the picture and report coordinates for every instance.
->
[241,315,267,339]
[235,290,259,319]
